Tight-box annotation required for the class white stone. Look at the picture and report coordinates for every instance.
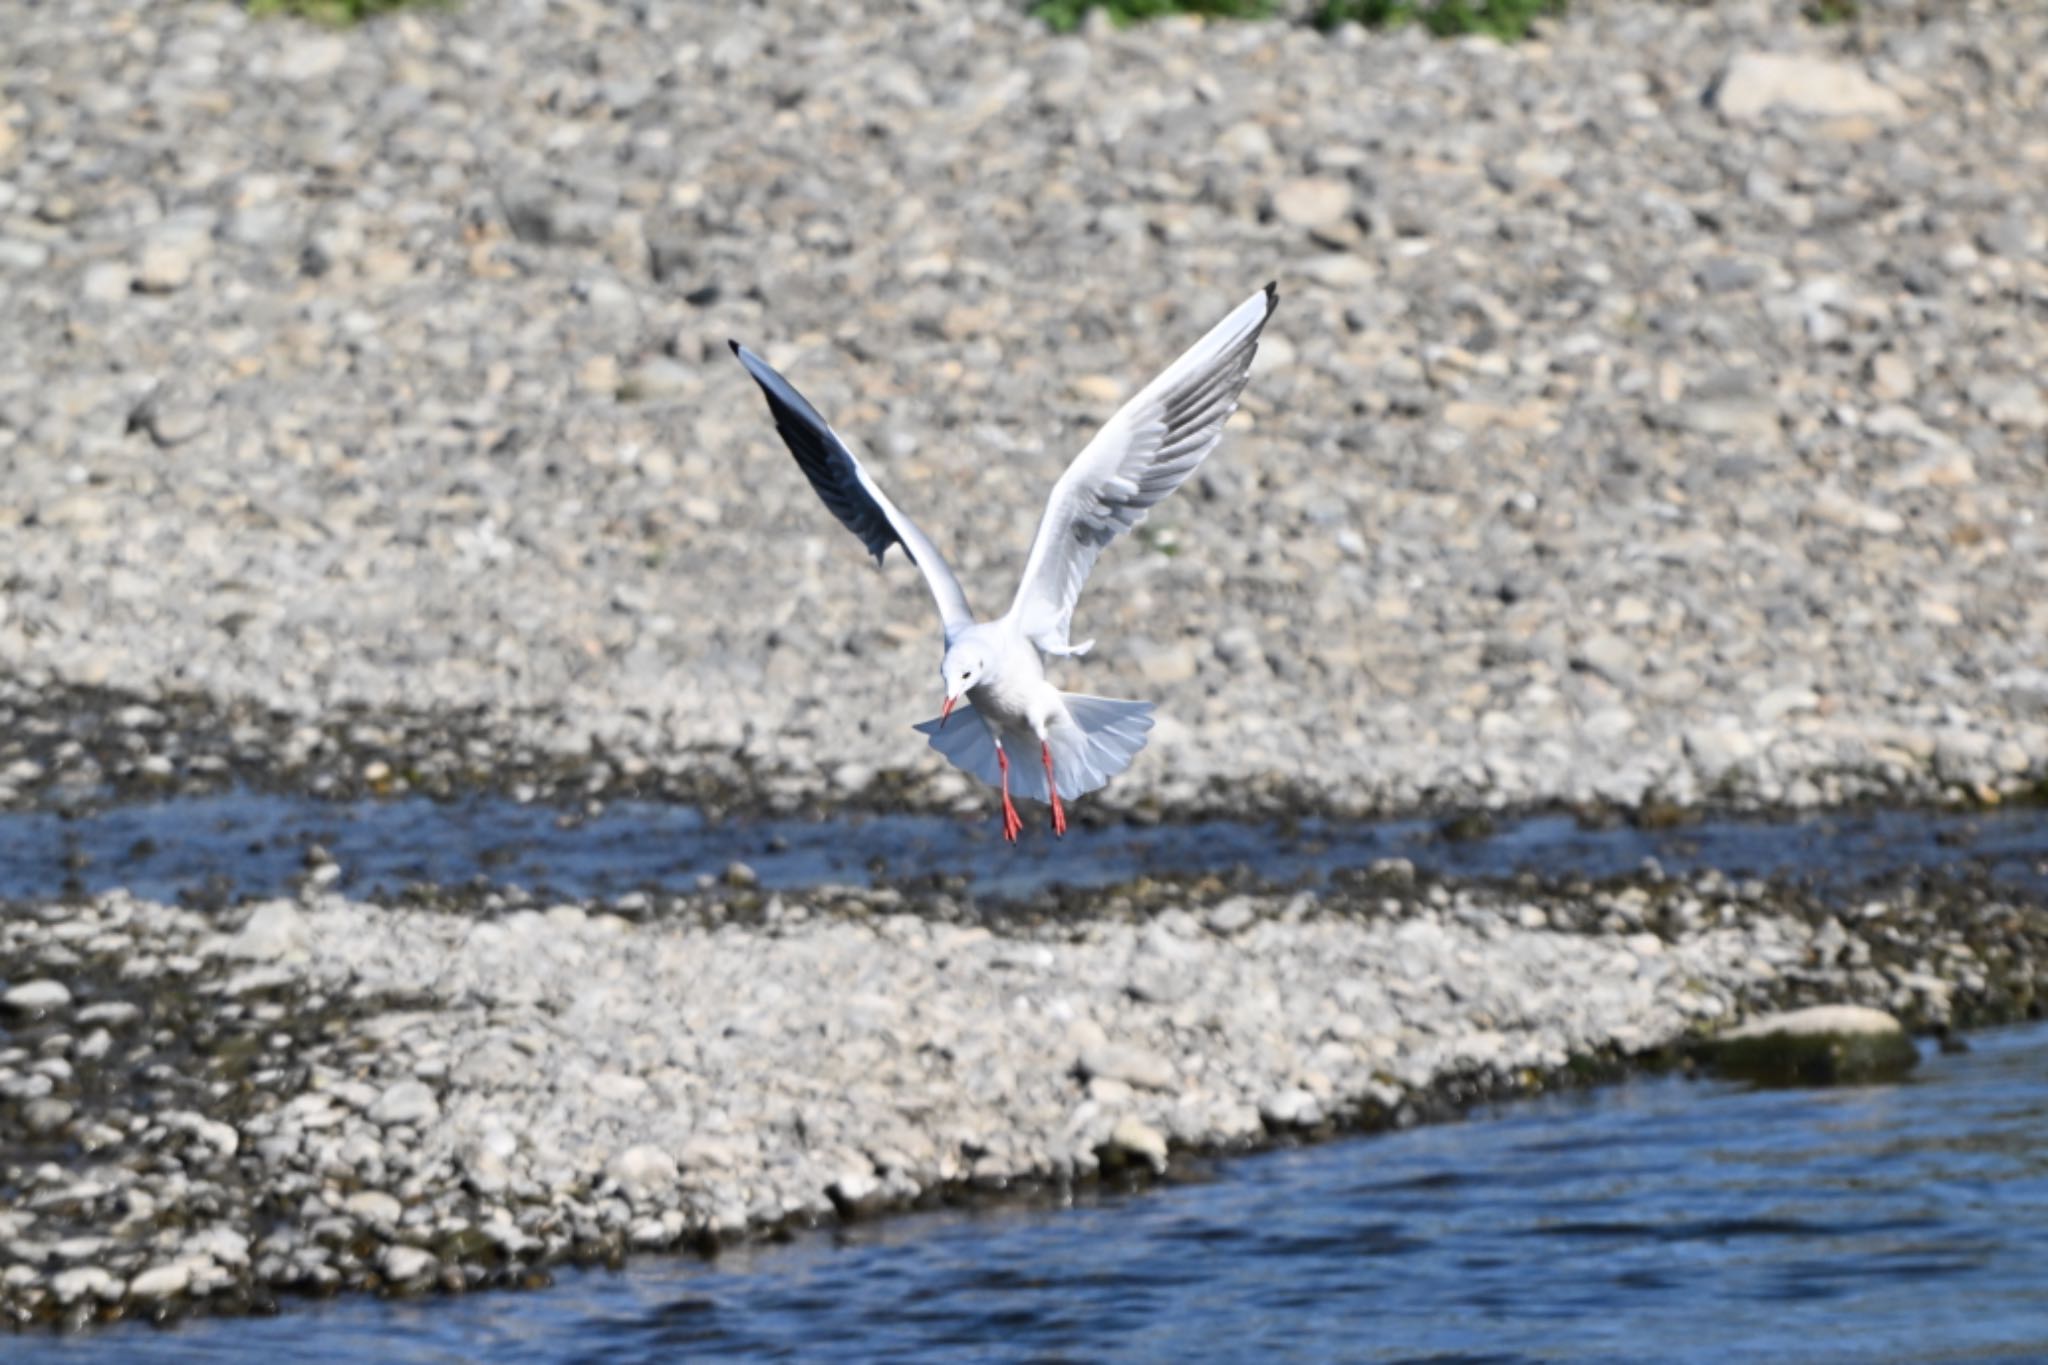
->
[1204,898,1256,936]
[126,1262,194,1300]
[50,1266,118,1305]
[274,34,348,83]
[1754,687,1820,723]
[605,1143,679,1197]
[1810,484,1903,536]
[1684,723,1760,777]
[1259,1088,1323,1129]
[1711,54,1906,122]
[1972,378,2048,431]
[1270,177,1353,231]
[224,901,309,960]
[344,1190,403,1225]
[380,1245,436,1282]
[184,1226,250,1268]
[3,979,71,1012]
[828,1168,882,1212]
[81,262,132,303]
[1078,1043,1178,1092]
[1724,1004,1903,1041]
[368,1080,439,1126]
[1103,1116,1169,1174]
[136,226,212,293]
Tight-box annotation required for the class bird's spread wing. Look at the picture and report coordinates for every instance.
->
[730,341,974,637]
[1007,284,1277,656]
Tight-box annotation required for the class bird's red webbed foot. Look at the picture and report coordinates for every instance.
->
[996,745,1023,844]
[1041,741,1067,838]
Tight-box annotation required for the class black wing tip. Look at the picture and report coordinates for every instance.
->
[727,338,744,357]
[1262,280,1279,310]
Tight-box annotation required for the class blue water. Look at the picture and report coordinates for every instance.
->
[3,793,2044,905]
[22,1023,2048,1363]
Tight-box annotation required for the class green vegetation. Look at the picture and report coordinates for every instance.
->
[1033,0,1866,44]
[1031,0,1272,32]
[1030,0,1570,40]
[245,0,439,24]
[1314,0,1565,40]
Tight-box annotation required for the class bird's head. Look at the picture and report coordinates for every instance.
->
[937,642,991,728]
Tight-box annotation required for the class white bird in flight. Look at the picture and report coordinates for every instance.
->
[730,283,1277,842]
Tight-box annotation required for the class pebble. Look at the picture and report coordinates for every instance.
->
[367,1080,439,1127]
[23,1098,75,1134]
[125,1262,193,1301]
[1971,379,2048,431]
[80,262,132,302]
[605,1145,679,1199]
[379,1245,435,1283]
[342,1191,402,1226]
[49,1266,118,1306]
[224,902,309,961]
[4,980,72,1013]
[1204,898,1257,936]
[1269,177,1353,231]
[1078,1043,1179,1093]
[619,358,695,402]
[0,238,51,271]
[1102,1117,1169,1175]
[1259,1088,1324,1130]
[134,227,211,294]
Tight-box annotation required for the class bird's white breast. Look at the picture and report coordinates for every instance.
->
[966,632,1056,735]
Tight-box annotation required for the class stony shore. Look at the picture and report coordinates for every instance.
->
[1,0,2045,817]
[3,0,2048,1335]
[3,862,2042,1328]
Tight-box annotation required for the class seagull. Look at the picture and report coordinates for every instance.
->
[729,283,1277,842]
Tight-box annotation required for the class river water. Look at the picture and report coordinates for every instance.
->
[5,797,2047,1361]
[3,792,2045,904]
[17,1022,2047,1363]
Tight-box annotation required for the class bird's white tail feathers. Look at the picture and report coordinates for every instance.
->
[912,694,1155,804]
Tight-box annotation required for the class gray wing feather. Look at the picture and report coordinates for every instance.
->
[1007,284,1277,655]
[731,342,974,636]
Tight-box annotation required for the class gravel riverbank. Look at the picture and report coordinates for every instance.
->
[2,0,2046,816]
[3,864,2042,1328]
[3,0,2047,1335]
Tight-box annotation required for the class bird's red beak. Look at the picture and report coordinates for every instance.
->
[939,694,956,729]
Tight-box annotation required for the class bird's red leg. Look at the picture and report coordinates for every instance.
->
[996,745,1022,844]
[1041,741,1067,838]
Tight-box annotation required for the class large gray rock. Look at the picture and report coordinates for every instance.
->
[1706,1005,1918,1086]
